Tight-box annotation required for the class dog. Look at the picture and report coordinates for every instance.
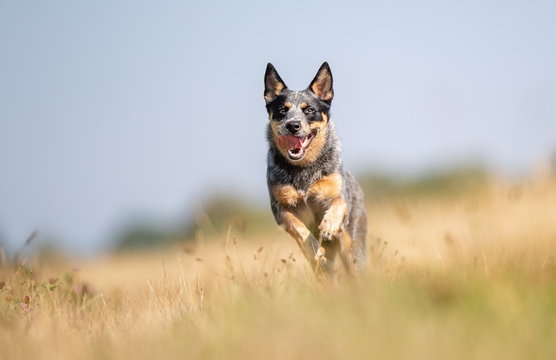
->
[264,62,367,277]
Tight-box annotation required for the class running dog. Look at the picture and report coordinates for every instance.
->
[264,62,367,277]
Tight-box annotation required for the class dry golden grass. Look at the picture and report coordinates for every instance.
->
[2,174,556,359]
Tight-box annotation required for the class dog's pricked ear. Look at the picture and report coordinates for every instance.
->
[264,63,287,104]
[309,62,334,101]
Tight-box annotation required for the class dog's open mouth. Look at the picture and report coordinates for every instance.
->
[278,131,317,160]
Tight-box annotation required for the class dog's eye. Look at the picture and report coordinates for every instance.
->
[278,107,288,115]
[305,107,315,114]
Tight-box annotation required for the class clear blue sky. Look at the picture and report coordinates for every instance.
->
[1,0,555,253]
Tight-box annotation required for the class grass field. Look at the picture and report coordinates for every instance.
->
[2,173,556,359]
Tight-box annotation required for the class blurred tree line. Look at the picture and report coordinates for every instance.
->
[359,165,488,202]
[114,195,275,251]
[113,165,489,251]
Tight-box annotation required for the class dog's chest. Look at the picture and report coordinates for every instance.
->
[288,189,326,234]
[272,173,343,233]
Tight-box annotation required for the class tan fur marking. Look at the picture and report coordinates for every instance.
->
[318,198,347,239]
[280,210,312,247]
[274,82,284,95]
[337,231,357,274]
[271,112,329,167]
[285,102,291,108]
[339,231,352,253]
[270,122,289,159]
[311,74,333,101]
[291,112,328,166]
[279,210,323,265]
[272,184,302,208]
[307,173,343,202]
[300,102,308,109]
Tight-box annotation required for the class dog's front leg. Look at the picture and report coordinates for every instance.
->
[318,198,347,242]
[279,210,324,264]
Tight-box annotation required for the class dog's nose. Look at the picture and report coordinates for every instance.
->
[286,121,301,134]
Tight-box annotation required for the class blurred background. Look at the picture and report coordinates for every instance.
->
[1,0,555,256]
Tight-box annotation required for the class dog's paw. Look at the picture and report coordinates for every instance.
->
[318,198,347,242]
[318,217,342,242]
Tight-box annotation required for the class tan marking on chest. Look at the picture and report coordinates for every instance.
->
[307,173,343,202]
[272,184,303,208]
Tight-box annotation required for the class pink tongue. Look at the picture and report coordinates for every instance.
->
[278,136,303,150]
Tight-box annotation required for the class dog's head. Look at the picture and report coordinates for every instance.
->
[264,62,334,166]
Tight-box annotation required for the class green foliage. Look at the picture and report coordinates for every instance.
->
[190,195,273,237]
[358,165,488,202]
[113,196,274,250]
[115,224,174,250]
[113,166,490,250]
[0,264,94,321]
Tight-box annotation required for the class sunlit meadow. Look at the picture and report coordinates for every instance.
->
[2,171,556,359]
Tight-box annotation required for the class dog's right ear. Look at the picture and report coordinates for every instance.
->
[309,62,334,101]
[264,63,287,104]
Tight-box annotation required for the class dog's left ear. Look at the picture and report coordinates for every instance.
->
[308,62,334,101]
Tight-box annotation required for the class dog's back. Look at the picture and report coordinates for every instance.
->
[264,62,367,276]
